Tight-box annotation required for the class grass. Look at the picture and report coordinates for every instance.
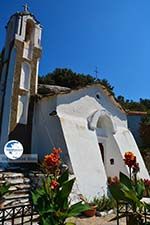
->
[90,195,116,212]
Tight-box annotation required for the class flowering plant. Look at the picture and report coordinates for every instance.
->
[144,179,150,197]
[124,151,140,180]
[32,148,90,225]
[124,151,136,168]
[109,151,149,225]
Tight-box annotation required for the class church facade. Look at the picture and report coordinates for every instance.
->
[0,7,149,198]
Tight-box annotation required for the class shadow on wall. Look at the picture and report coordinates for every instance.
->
[56,116,73,173]
[9,123,32,154]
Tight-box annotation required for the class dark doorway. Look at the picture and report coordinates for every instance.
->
[99,143,104,163]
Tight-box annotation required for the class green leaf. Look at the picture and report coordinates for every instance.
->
[109,183,127,201]
[41,216,58,225]
[31,191,40,205]
[122,188,139,204]
[58,169,69,185]
[68,202,91,217]
[0,183,10,198]
[31,187,46,205]
[40,208,55,216]
[65,223,76,225]
[31,189,45,204]
[56,178,75,208]
[44,177,53,196]
[36,187,45,196]
[135,180,145,199]
[120,172,133,190]
[41,217,50,225]
[144,203,150,211]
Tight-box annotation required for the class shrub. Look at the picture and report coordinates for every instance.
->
[91,195,116,212]
[32,148,90,225]
[0,183,10,199]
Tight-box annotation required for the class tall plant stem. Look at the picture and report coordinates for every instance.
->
[129,167,132,180]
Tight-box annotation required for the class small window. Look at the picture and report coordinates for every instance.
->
[110,158,114,165]
[96,92,101,101]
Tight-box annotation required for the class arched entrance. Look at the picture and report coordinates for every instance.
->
[88,110,116,172]
[96,113,115,167]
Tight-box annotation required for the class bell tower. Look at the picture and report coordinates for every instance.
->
[0,5,42,153]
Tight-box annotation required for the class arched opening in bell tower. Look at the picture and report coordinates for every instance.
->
[24,19,35,59]
[25,19,35,43]
[20,62,31,90]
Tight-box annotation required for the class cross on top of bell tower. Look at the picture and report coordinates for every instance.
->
[23,3,29,12]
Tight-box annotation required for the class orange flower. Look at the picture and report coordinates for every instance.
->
[44,148,62,168]
[44,153,60,167]
[50,180,59,190]
[52,147,62,155]
[124,151,136,168]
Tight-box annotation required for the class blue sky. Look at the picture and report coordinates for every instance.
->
[0,0,150,100]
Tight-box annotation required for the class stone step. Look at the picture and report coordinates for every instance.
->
[7,190,30,196]
[9,184,30,191]
[2,172,24,178]
[0,198,30,208]
[4,193,29,200]
[0,180,6,184]
[0,171,32,209]
[4,178,30,185]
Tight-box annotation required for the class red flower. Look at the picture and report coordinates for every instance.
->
[44,148,62,168]
[50,180,59,190]
[144,179,150,187]
[124,152,136,168]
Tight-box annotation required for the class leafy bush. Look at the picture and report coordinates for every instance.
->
[39,68,95,89]
[140,114,150,147]
[0,183,10,199]
[108,151,150,225]
[32,148,90,225]
[90,195,116,212]
[39,68,115,95]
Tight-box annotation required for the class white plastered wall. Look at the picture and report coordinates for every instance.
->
[31,96,71,168]
[58,113,107,198]
[114,128,149,179]
[32,85,149,198]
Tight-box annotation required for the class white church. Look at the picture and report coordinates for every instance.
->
[0,6,149,198]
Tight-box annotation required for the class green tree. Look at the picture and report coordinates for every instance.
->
[99,78,114,96]
[39,68,116,97]
[39,68,150,113]
[140,114,150,147]
[39,68,95,88]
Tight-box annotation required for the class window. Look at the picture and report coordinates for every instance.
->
[20,62,31,90]
[95,92,101,101]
